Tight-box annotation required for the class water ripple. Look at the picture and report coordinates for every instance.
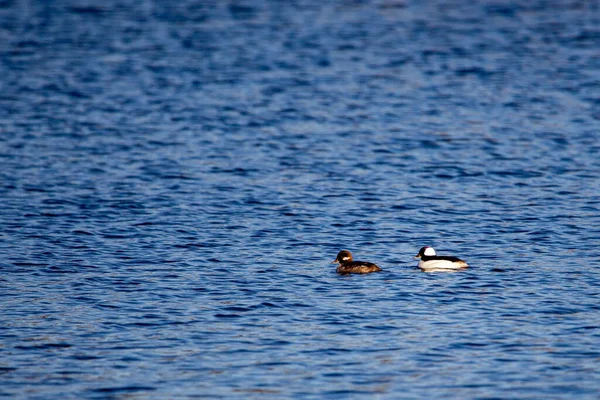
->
[1,0,600,398]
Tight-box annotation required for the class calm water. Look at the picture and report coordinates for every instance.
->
[2,0,600,398]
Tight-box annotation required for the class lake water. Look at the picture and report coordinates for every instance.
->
[1,0,600,398]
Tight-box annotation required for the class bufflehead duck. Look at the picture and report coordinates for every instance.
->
[415,246,468,271]
[331,250,381,274]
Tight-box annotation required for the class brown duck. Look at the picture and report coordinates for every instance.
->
[331,250,381,274]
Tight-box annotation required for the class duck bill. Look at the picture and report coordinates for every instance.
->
[331,259,338,264]
[414,255,421,259]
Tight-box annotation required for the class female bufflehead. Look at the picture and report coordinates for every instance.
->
[415,246,468,271]
[331,250,381,274]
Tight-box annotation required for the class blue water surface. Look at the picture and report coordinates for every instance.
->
[1,0,600,398]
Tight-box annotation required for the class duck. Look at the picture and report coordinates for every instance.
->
[414,246,468,271]
[331,250,381,274]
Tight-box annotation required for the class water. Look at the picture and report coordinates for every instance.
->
[1,0,600,398]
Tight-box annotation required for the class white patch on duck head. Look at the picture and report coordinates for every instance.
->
[336,250,353,263]
[424,247,436,256]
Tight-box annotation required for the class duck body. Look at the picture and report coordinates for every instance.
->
[415,246,468,271]
[332,250,381,274]
[336,261,382,275]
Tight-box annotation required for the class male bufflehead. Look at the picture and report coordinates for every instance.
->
[331,250,381,274]
[414,246,468,271]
